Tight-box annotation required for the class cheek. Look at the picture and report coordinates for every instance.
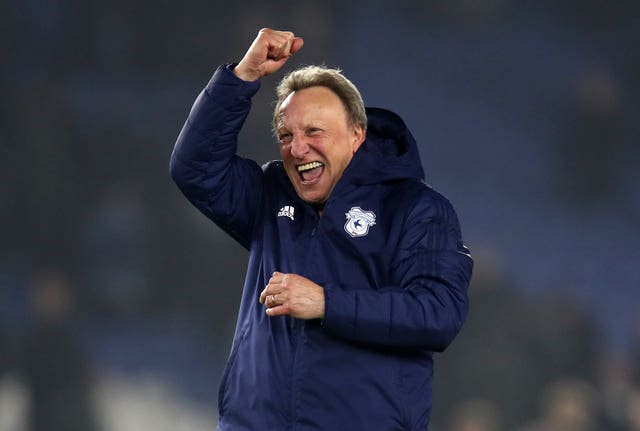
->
[335,148,354,169]
[281,150,297,170]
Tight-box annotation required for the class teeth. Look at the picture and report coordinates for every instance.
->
[297,162,323,172]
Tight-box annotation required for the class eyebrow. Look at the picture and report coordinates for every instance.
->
[275,114,287,130]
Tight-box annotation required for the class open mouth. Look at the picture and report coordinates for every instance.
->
[297,161,325,183]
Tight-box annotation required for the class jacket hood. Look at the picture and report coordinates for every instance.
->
[342,107,425,185]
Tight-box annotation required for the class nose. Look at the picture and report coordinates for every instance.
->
[290,134,310,159]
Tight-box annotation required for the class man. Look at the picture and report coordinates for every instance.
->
[170,28,473,430]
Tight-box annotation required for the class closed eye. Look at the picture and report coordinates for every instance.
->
[306,128,322,136]
[278,133,292,144]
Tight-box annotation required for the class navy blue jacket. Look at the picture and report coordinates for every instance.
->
[170,65,473,430]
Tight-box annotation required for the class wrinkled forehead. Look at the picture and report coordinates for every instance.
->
[275,86,348,130]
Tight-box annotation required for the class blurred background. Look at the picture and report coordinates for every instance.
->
[1,1,639,430]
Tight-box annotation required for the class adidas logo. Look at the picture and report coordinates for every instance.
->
[277,205,295,221]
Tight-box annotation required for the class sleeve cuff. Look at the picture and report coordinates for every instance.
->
[322,284,356,338]
[203,64,261,105]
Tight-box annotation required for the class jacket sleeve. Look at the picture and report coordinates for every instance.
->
[169,65,263,249]
[322,191,472,352]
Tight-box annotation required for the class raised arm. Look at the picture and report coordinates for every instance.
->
[169,29,303,248]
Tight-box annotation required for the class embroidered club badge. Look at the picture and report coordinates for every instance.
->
[344,207,376,238]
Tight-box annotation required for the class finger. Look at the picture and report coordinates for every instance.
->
[266,303,288,317]
[290,37,304,55]
[259,287,270,304]
[268,292,284,307]
[267,32,296,60]
[259,276,282,303]
[266,273,284,289]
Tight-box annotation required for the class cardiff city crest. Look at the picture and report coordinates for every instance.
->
[344,207,376,238]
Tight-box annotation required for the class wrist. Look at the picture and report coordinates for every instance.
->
[232,64,261,82]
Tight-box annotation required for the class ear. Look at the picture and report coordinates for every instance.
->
[351,124,366,153]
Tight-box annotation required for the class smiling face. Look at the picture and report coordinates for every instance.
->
[276,86,365,206]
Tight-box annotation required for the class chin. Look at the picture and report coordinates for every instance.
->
[301,195,325,205]
[298,191,328,206]
[291,182,322,203]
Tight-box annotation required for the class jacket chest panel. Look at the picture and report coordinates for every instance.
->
[264,192,405,289]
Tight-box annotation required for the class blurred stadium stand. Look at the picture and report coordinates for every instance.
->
[1,1,638,430]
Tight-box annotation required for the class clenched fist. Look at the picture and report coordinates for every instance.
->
[233,28,304,82]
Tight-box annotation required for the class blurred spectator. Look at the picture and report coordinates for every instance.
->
[554,67,632,208]
[447,398,502,431]
[598,353,635,430]
[632,312,640,386]
[517,378,600,431]
[526,291,599,384]
[433,245,601,428]
[433,246,541,428]
[80,183,150,316]
[627,389,640,431]
[0,324,9,378]
[20,268,98,431]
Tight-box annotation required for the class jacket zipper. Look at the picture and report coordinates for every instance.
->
[291,207,321,430]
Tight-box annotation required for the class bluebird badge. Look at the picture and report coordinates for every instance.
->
[344,207,376,238]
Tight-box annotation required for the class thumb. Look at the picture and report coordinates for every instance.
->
[290,37,304,55]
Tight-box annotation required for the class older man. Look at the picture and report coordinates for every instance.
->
[170,28,473,430]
